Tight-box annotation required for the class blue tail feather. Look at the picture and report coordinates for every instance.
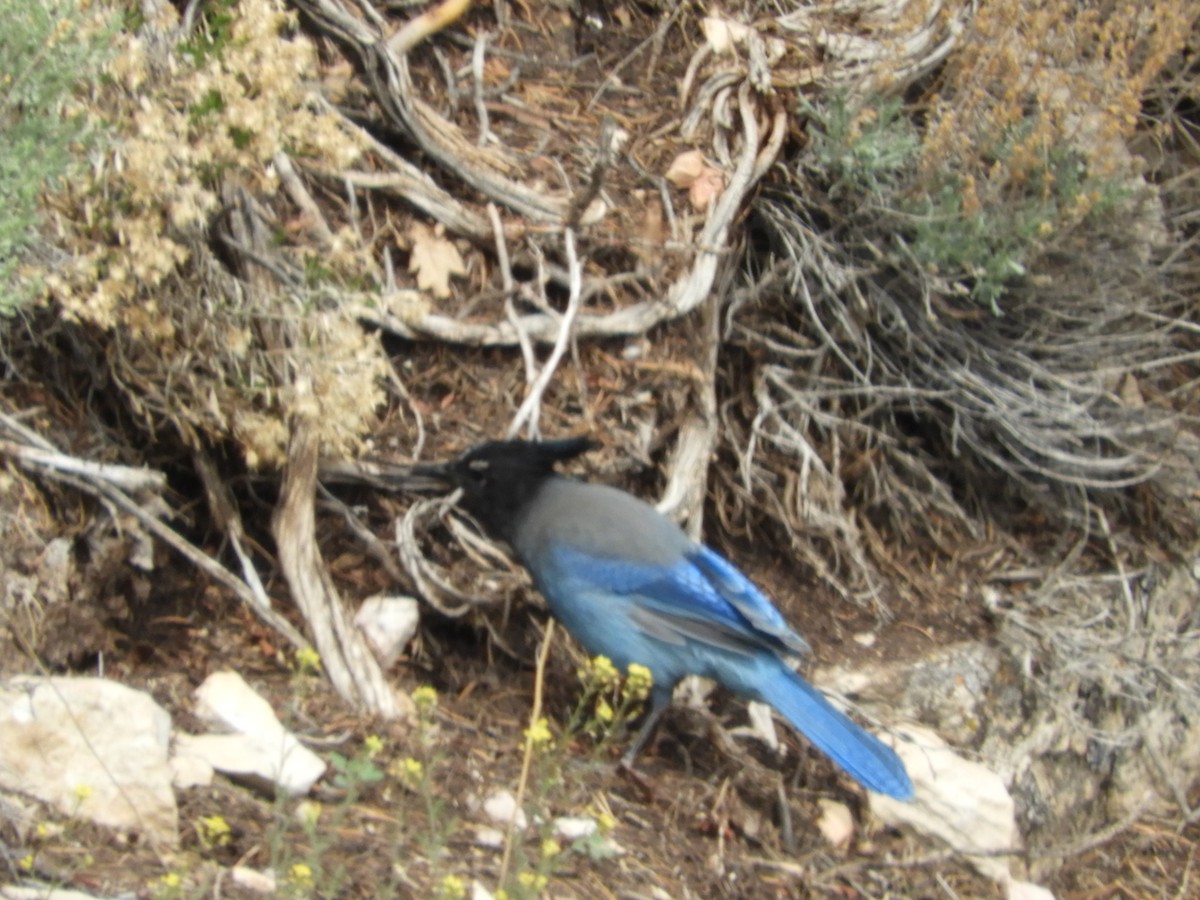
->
[758,666,913,800]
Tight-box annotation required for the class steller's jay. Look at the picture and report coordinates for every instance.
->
[409,437,913,800]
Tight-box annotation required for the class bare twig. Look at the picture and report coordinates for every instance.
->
[0,438,167,496]
[507,229,585,439]
[498,618,555,890]
[274,152,336,248]
[386,0,473,56]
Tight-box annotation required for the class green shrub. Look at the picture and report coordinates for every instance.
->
[0,0,113,316]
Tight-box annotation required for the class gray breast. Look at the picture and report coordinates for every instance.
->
[512,478,693,566]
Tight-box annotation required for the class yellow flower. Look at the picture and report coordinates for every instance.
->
[412,685,438,713]
[18,853,34,872]
[288,862,314,886]
[364,734,384,758]
[541,838,562,858]
[580,655,619,689]
[198,814,232,847]
[72,784,94,803]
[295,646,321,672]
[389,756,424,786]
[624,664,653,701]
[594,697,614,723]
[524,717,553,748]
[596,811,617,833]
[158,873,182,888]
[437,874,467,899]
[518,871,549,891]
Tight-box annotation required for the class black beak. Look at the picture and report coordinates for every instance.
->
[401,462,454,492]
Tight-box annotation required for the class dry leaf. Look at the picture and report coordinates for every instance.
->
[407,222,467,298]
[701,15,753,54]
[665,150,707,188]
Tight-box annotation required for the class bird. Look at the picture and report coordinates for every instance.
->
[406,436,913,800]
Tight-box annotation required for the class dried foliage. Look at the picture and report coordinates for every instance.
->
[35,0,386,467]
[739,0,1200,598]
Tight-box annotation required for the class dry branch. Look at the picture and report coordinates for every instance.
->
[273,376,403,717]
[355,86,784,348]
[0,410,311,651]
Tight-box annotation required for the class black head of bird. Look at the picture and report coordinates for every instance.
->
[407,436,597,542]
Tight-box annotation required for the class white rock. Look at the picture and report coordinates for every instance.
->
[195,670,283,735]
[354,595,420,668]
[482,790,527,830]
[179,671,326,795]
[870,724,1017,884]
[231,866,277,893]
[470,881,496,900]
[1006,878,1057,900]
[169,751,214,789]
[173,730,324,797]
[816,799,854,849]
[2,887,108,899]
[552,816,598,841]
[474,825,505,848]
[0,677,177,845]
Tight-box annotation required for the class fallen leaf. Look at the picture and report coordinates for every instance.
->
[701,15,753,54]
[665,149,707,188]
[407,222,467,298]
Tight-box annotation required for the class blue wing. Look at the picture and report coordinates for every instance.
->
[543,542,809,659]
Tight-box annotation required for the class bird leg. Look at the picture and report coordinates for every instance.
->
[619,688,672,768]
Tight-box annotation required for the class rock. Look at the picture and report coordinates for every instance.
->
[870,724,1018,885]
[816,799,854,849]
[552,816,598,841]
[0,677,177,846]
[481,789,527,830]
[1007,878,1057,900]
[354,595,420,668]
[173,670,325,795]
[230,866,277,893]
[1,888,113,900]
[741,700,780,752]
[168,750,214,789]
[473,825,505,848]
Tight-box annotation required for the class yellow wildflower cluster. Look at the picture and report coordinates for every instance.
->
[389,756,425,787]
[524,716,554,748]
[197,814,232,847]
[577,654,620,690]
[287,862,314,888]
